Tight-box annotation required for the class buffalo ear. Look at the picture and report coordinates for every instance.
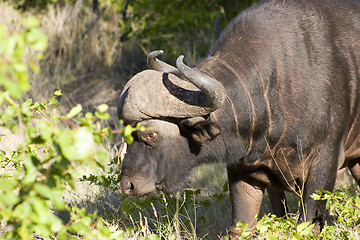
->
[179,117,221,144]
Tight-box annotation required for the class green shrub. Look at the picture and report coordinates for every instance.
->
[228,188,360,240]
[121,0,259,63]
[0,15,134,239]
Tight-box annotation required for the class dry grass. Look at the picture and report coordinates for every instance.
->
[1,0,146,121]
[38,0,121,86]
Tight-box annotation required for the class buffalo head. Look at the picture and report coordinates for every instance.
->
[118,51,226,196]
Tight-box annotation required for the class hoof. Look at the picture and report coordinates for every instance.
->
[228,226,242,240]
[311,227,321,236]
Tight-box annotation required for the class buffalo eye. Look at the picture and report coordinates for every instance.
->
[145,132,158,141]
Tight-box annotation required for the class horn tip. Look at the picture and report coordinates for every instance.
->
[153,50,164,56]
[148,50,164,59]
[147,50,165,68]
[176,55,185,66]
[155,50,164,55]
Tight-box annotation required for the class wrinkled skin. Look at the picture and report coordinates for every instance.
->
[118,0,360,237]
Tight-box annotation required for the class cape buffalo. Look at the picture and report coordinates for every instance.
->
[117,0,360,236]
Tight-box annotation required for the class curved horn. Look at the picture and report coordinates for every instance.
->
[176,55,226,112]
[147,50,178,73]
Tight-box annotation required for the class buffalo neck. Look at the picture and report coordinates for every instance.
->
[195,54,271,164]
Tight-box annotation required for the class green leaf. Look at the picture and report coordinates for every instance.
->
[236,221,249,230]
[70,218,92,236]
[22,157,38,185]
[57,130,75,160]
[73,127,94,161]
[96,148,108,165]
[14,62,30,92]
[95,111,110,120]
[4,79,23,99]
[65,104,82,119]
[22,15,40,28]
[223,181,229,192]
[48,97,60,106]
[56,230,70,240]
[5,33,25,59]
[36,52,44,60]
[0,192,20,206]
[256,220,269,233]
[33,183,53,199]
[149,234,160,240]
[32,183,64,210]
[311,193,321,200]
[266,233,278,240]
[125,135,134,145]
[26,28,48,51]
[97,104,109,113]
[2,105,17,121]
[13,199,32,220]
[0,24,6,38]
[54,90,62,96]
[28,60,40,73]
[22,98,33,107]
[85,112,94,119]
[297,222,314,236]
[123,125,134,137]
[0,92,4,105]
[121,201,130,214]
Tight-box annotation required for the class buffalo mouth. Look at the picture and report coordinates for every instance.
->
[119,175,157,197]
[119,173,179,197]
[120,180,135,195]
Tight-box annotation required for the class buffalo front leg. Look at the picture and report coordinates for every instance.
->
[299,148,338,232]
[227,165,264,238]
[267,187,288,217]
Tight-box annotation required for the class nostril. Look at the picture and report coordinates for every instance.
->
[120,180,134,194]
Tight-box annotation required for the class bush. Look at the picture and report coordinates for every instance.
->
[120,0,259,64]
[0,14,133,239]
